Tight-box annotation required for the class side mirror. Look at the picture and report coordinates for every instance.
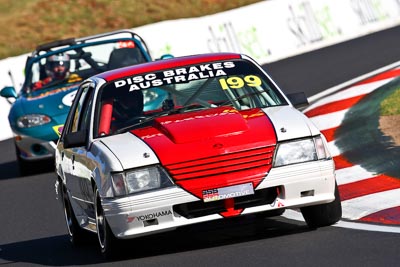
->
[286,92,309,109]
[64,130,87,148]
[0,86,17,99]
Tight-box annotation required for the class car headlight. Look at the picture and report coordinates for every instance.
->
[273,136,330,167]
[17,114,51,128]
[111,165,174,196]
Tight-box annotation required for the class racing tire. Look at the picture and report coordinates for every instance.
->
[61,183,90,245]
[300,182,342,229]
[94,187,118,259]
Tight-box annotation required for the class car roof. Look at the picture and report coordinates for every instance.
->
[96,53,243,82]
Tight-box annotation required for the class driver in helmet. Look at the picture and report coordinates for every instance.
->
[32,53,77,90]
[46,53,70,80]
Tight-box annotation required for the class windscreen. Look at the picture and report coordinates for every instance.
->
[96,59,287,137]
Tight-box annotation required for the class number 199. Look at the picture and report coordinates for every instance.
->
[219,75,262,90]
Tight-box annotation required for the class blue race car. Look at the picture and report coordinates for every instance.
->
[0,29,153,175]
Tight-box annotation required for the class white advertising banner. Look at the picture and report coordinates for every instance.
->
[134,0,400,62]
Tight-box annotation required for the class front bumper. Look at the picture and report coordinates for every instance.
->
[103,159,336,239]
[14,134,57,161]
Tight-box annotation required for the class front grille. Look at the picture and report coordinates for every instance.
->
[173,187,278,218]
[165,146,275,180]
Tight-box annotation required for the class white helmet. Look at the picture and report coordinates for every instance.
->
[46,53,70,79]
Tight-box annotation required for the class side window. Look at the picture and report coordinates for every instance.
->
[70,83,91,133]
[77,85,95,132]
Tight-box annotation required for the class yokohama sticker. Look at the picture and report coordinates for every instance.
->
[202,183,254,202]
[135,210,172,221]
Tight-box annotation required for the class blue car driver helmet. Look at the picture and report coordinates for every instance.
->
[46,53,70,80]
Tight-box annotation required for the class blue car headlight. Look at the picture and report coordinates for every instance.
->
[273,136,330,167]
[111,165,174,196]
[17,114,51,128]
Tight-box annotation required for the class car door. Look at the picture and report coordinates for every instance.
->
[60,81,96,218]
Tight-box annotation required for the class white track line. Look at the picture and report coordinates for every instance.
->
[327,141,341,157]
[309,109,348,130]
[335,165,378,185]
[341,188,400,220]
[334,220,400,234]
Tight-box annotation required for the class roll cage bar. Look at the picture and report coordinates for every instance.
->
[31,29,150,56]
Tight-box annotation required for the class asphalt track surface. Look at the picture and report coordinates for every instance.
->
[1,26,400,266]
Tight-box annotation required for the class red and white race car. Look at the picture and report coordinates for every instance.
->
[55,52,341,257]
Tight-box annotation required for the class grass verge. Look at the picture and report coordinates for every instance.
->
[380,87,400,116]
[0,0,262,59]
